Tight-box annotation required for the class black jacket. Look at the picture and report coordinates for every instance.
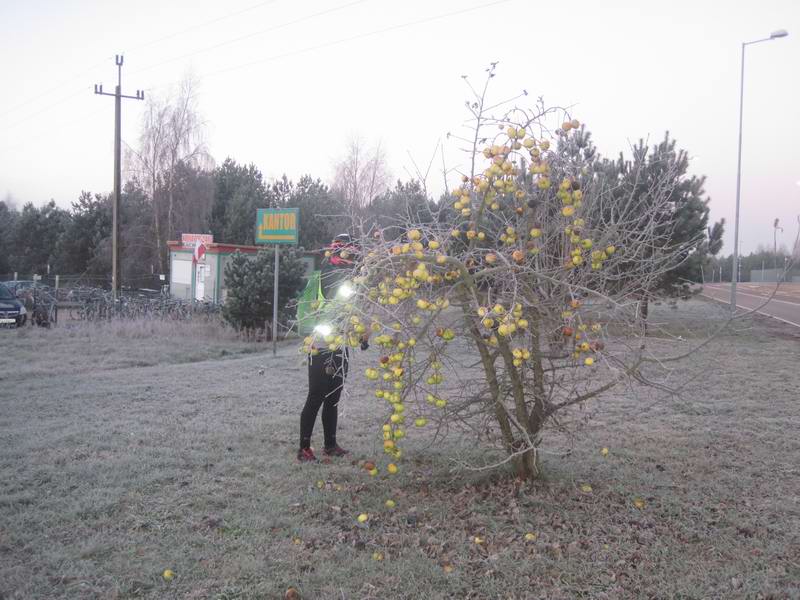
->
[320,261,352,301]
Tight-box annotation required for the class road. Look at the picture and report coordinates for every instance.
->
[702,283,800,328]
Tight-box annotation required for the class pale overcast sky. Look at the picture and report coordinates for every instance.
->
[1,0,798,254]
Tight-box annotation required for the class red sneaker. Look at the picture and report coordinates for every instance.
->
[297,448,317,462]
[323,445,349,457]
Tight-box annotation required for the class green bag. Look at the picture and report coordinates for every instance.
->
[296,270,323,336]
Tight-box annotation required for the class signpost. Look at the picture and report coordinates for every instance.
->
[255,208,299,356]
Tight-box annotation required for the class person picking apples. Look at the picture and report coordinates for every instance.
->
[297,234,369,462]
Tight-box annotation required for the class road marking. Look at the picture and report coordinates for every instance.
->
[701,293,800,329]
[724,289,800,307]
[702,285,800,305]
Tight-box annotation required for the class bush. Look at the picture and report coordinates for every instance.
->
[222,248,305,337]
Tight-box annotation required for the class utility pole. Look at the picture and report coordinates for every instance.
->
[94,55,144,301]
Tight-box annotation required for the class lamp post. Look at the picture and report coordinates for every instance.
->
[738,240,744,284]
[730,29,788,314]
[773,218,783,271]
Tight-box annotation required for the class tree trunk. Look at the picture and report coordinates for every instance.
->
[640,294,649,336]
[461,286,540,479]
[468,324,515,455]
[497,338,539,479]
[167,169,174,247]
[151,173,164,274]
[525,313,547,477]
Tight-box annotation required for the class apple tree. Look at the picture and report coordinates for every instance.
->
[301,69,699,479]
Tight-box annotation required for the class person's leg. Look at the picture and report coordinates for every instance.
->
[321,384,342,449]
[321,350,348,453]
[300,354,329,450]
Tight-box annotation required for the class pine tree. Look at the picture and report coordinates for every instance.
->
[52,191,111,277]
[222,248,306,337]
[11,201,69,275]
[0,199,19,275]
[280,175,348,251]
[587,132,724,299]
[211,158,268,244]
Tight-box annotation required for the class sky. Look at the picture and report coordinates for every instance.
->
[1,0,798,255]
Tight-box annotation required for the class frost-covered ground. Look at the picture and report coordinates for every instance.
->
[1,302,798,599]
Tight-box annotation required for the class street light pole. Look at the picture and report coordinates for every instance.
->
[730,29,788,315]
[738,240,743,284]
[773,218,783,271]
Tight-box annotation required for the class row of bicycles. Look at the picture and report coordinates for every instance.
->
[71,290,222,322]
[4,281,222,325]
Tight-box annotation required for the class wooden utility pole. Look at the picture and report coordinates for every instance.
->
[94,55,144,301]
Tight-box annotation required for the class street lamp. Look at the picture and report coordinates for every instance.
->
[773,218,783,271]
[738,240,743,284]
[730,29,788,314]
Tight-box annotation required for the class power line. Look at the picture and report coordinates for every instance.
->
[124,0,283,54]
[0,58,113,120]
[0,1,282,123]
[3,0,513,152]
[129,0,370,77]
[0,0,364,135]
[1,87,91,133]
[152,0,513,88]
[2,3,338,138]
[1,105,107,154]
[208,0,513,77]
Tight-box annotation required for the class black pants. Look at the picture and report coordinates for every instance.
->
[300,350,349,450]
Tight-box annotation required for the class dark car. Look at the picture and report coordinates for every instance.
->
[0,279,41,298]
[0,283,27,327]
[0,280,36,296]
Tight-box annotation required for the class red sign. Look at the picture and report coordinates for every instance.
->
[181,233,214,246]
[193,240,206,263]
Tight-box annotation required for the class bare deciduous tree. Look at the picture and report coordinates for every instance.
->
[164,77,213,242]
[127,76,211,273]
[127,97,169,271]
[332,137,391,210]
[1,193,18,211]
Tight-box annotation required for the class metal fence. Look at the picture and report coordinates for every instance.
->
[748,268,800,283]
[0,274,221,325]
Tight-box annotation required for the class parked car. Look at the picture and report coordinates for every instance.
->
[0,283,27,327]
[0,280,37,297]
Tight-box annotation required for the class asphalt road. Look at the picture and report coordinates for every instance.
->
[702,283,800,328]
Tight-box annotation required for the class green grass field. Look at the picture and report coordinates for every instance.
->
[1,302,798,599]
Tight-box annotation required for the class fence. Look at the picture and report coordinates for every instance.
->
[0,272,164,293]
[748,268,800,283]
[0,273,220,326]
